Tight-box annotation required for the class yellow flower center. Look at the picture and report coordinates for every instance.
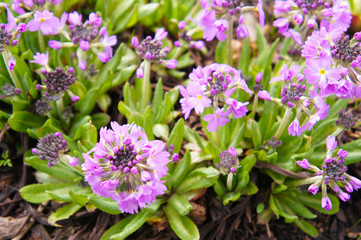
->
[40,18,45,23]
[320,69,326,75]
[198,95,202,100]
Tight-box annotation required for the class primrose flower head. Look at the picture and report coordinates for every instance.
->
[37,67,76,100]
[0,83,21,99]
[296,135,361,211]
[82,122,170,214]
[216,146,240,175]
[32,132,68,167]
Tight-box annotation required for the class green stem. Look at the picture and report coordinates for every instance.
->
[2,50,23,92]
[252,94,258,115]
[330,127,343,137]
[38,30,45,52]
[285,175,321,187]
[140,60,151,112]
[274,108,292,140]
[227,174,233,191]
[56,97,65,119]
[227,18,234,66]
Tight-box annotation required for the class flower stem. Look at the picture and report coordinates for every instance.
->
[285,175,322,187]
[252,94,259,115]
[38,30,45,52]
[227,174,233,191]
[330,127,343,137]
[274,108,292,140]
[140,60,151,112]
[227,19,234,66]
[2,50,23,93]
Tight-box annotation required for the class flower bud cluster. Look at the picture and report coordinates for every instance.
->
[35,97,52,115]
[174,21,205,50]
[297,136,361,211]
[48,12,117,70]
[132,28,177,78]
[197,0,264,41]
[273,0,351,45]
[32,132,68,167]
[216,146,239,175]
[0,83,21,99]
[335,109,358,129]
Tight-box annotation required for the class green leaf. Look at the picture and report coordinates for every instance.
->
[278,196,317,219]
[168,193,193,216]
[35,119,62,138]
[238,37,251,75]
[8,111,45,132]
[251,119,262,149]
[138,3,160,20]
[101,209,152,240]
[96,93,112,112]
[168,118,184,153]
[169,149,191,189]
[298,192,339,215]
[259,101,277,141]
[20,183,77,203]
[215,41,227,64]
[153,123,169,140]
[223,192,241,205]
[88,195,121,214]
[69,187,92,206]
[76,87,99,115]
[143,106,154,140]
[25,156,82,182]
[48,202,82,226]
[91,113,111,129]
[163,204,200,240]
[294,219,319,237]
[175,167,219,194]
[47,185,83,202]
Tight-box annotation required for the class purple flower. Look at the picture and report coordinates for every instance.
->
[49,40,62,49]
[258,90,271,100]
[166,59,177,69]
[8,59,16,71]
[288,119,301,136]
[322,195,332,211]
[82,122,170,214]
[30,52,49,66]
[225,98,249,119]
[179,82,211,119]
[27,10,59,35]
[297,135,361,211]
[270,64,301,83]
[203,108,231,132]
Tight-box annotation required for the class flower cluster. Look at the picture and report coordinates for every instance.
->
[297,135,361,210]
[82,122,170,214]
[48,11,117,70]
[273,0,351,45]
[0,83,21,99]
[179,63,251,131]
[0,7,28,71]
[32,132,77,167]
[216,146,239,175]
[197,0,264,41]
[261,64,330,136]
[31,52,78,101]
[335,109,359,129]
[174,21,205,50]
[11,0,63,15]
[302,27,361,99]
[132,28,177,78]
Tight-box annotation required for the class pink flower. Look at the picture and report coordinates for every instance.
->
[179,82,211,119]
[203,108,231,132]
[296,158,310,169]
[258,90,271,100]
[288,119,301,136]
[166,59,177,69]
[8,59,16,71]
[82,122,170,214]
[30,52,49,66]
[321,195,332,211]
[27,10,59,35]
[225,98,249,119]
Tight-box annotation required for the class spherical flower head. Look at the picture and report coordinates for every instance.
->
[32,132,68,167]
[216,147,239,175]
[42,67,76,95]
[82,122,170,214]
